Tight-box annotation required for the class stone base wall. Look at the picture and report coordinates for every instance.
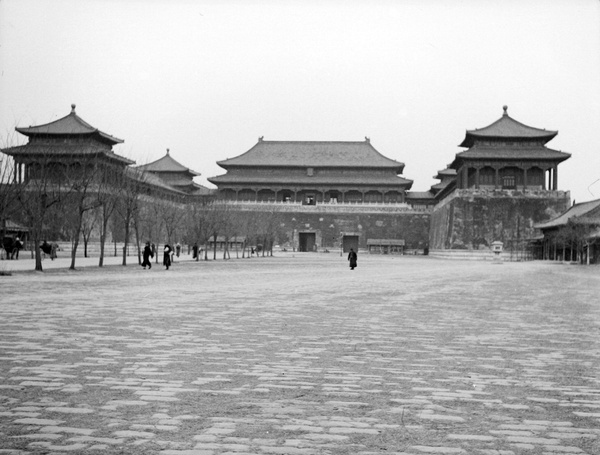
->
[429,189,570,251]
[224,203,431,251]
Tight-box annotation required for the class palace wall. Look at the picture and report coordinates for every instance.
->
[429,189,570,251]
[225,203,430,251]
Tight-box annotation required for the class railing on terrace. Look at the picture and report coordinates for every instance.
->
[217,200,430,211]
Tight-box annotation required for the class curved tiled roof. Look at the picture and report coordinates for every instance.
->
[459,106,557,148]
[535,199,600,229]
[454,145,570,162]
[1,143,135,165]
[16,105,124,145]
[208,173,413,188]
[137,151,200,176]
[217,140,405,171]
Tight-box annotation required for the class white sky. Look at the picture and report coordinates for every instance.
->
[1,0,599,202]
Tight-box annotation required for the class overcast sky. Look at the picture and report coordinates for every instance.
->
[1,0,599,202]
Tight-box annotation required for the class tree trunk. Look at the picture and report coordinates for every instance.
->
[33,231,43,272]
[122,215,130,266]
[99,215,109,267]
[70,236,80,270]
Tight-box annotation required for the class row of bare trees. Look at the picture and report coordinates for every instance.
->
[1,147,288,272]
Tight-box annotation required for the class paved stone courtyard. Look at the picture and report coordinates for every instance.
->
[1,254,599,455]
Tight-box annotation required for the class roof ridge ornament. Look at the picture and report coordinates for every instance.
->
[166,148,170,155]
[502,105,508,116]
[365,136,370,143]
[258,136,264,142]
[71,104,76,114]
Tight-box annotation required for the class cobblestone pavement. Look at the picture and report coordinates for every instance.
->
[1,255,599,455]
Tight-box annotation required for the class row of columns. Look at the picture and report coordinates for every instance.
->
[458,165,558,190]
[12,163,25,184]
[228,188,405,203]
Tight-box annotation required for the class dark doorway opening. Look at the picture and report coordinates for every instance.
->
[299,232,316,252]
[342,235,359,253]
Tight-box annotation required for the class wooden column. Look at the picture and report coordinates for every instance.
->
[475,167,480,189]
[495,167,500,189]
[523,167,528,190]
[552,165,558,190]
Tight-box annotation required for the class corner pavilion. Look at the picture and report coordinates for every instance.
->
[450,106,570,191]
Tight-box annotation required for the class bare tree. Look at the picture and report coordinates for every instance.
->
[12,152,72,271]
[114,168,145,266]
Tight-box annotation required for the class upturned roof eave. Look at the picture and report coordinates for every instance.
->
[1,144,135,165]
[458,131,558,148]
[449,150,571,169]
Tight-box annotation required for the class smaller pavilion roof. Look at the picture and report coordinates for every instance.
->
[405,191,435,200]
[459,106,558,148]
[535,199,600,229]
[16,104,124,146]
[434,168,457,178]
[217,138,405,171]
[137,149,200,176]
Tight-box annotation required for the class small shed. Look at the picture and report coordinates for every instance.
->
[367,238,405,254]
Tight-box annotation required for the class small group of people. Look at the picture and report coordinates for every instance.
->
[1,236,23,260]
[142,241,182,270]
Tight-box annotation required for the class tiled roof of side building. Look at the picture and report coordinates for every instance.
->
[126,167,187,194]
[208,174,413,187]
[459,106,557,148]
[15,105,124,145]
[535,199,600,229]
[405,191,435,200]
[434,168,457,178]
[217,139,405,170]
[137,150,200,175]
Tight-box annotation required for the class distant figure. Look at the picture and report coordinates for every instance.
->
[141,241,153,269]
[50,243,58,260]
[11,237,23,260]
[348,248,357,270]
[40,240,52,258]
[176,242,181,258]
[192,242,198,259]
[163,244,172,270]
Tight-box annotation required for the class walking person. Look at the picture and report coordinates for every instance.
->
[192,242,198,260]
[163,243,172,270]
[348,248,357,270]
[141,241,153,269]
[176,242,181,258]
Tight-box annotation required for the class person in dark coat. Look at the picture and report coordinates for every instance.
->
[348,248,357,270]
[141,241,153,269]
[163,244,172,270]
[192,242,198,259]
[11,237,23,260]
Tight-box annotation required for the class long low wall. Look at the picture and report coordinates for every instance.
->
[428,249,508,261]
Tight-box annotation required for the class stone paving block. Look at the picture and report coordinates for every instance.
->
[411,446,466,453]
[542,446,585,453]
[447,434,497,441]
[13,418,65,425]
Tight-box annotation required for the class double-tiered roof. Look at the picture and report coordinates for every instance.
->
[453,106,570,165]
[210,138,412,188]
[5,104,133,166]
